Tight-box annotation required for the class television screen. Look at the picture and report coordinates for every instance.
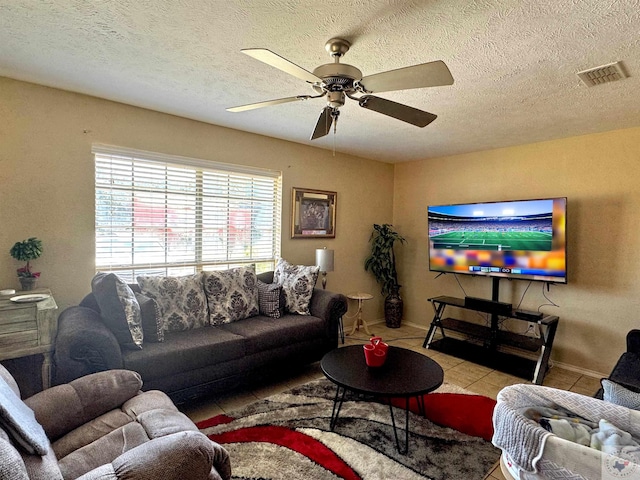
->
[428,197,567,283]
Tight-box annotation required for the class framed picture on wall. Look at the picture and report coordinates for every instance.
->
[291,187,336,238]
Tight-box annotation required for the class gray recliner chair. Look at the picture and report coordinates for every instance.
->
[0,364,231,480]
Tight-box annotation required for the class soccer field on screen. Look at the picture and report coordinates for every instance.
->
[431,231,552,251]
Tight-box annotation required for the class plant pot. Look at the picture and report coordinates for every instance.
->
[384,288,403,328]
[19,277,37,291]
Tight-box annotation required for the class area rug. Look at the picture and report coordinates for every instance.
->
[197,378,500,480]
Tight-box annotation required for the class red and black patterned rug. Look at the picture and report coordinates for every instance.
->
[197,378,500,480]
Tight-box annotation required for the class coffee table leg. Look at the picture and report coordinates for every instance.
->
[388,397,410,455]
[330,386,347,431]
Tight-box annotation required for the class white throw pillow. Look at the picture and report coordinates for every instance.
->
[137,273,207,331]
[202,265,259,325]
[273,258,319,315]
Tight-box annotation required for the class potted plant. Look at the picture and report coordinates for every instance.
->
[10,237,43,291]
[364,224,406,328]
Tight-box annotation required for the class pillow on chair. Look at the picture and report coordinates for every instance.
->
[602,379,640,410]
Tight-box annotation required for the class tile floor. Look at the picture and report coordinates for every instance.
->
[180,323,603,480]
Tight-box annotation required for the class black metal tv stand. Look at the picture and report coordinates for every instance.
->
[422,279,559,385]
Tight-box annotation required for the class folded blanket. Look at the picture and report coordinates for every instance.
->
[522,405,640,453]
[593,418,640,454]
[0,376,49,455]
[492,384,640,473]
[521,405,596,446]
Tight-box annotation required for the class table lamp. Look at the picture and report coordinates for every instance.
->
[315,247,334,289]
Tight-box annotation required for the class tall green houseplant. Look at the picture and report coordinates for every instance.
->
[364,224,406,327]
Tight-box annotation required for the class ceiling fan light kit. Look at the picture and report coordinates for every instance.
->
[227,38,454,140]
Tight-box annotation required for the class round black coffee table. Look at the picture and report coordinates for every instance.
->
[321,345,444,454]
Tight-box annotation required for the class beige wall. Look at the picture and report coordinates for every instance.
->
[393,127,640,376]
[4,75,639,376]
[0,77,393,322]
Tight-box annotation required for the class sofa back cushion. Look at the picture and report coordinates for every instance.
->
[203,265,259,325]
[25,370,143,442]
[137,274,208,331]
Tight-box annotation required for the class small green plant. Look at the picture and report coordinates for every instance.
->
[10,237,43,278]
[364,224,406,296]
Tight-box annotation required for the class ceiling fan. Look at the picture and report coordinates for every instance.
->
[227,38,454,140]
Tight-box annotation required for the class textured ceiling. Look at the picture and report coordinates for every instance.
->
[1,0,639,163]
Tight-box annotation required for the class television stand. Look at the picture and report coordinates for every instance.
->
[422,295,559,384]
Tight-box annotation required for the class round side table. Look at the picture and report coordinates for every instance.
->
[346,292,374,336]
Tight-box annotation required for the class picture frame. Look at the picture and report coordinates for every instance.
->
[291,187,336,238]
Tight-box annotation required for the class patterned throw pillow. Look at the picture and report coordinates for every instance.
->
[257,280,284,319]
[203,265,259,325]
[136,274,208,331]
[273,258,319,315]
[91,273,143,350]
[134,293,164,342]
[602,379,640,410]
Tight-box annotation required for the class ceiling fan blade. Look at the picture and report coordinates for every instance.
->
[358,95,437,127]
[227,95,309,112]
[310,107,334,140]
[358,60,454,93]
[242,48,322,84]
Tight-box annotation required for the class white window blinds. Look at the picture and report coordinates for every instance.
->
[93,144,281,282]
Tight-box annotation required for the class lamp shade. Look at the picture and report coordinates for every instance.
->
[315,248,334,272]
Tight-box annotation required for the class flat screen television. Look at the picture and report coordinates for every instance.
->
[428,197,567,283]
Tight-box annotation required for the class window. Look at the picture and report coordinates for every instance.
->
[93,144,281,282]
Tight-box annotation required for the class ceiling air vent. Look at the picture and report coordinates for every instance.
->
[577,61,627,87]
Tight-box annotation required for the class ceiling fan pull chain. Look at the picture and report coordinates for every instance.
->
[332,111,339,156]
[333,109,340,155]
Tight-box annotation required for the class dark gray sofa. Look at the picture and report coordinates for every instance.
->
[53,272,347,404]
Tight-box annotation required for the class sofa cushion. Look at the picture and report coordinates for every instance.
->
[137,274,208,331]
[135,293,164,343]
[58,422,149,479]
[203,266,259,325]
[257,280,285,319]
[51,410,131,460]
[273,258,319,315]
[122,327,246,380]
[91,273,143,350]
[25,370,143,442]
[220,314,326,355]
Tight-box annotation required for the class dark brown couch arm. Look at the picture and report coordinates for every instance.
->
[53,306,124,385]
